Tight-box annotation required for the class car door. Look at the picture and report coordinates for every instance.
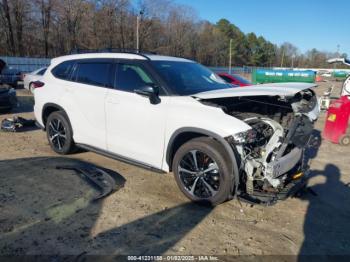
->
[105,61,168,169]
[61,59,114,149]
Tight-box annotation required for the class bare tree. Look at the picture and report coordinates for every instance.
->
[1,0,15,54]
[0,0,346,68]
[39,0,53,57]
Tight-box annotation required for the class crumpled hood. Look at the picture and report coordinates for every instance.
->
[192,82,317,99]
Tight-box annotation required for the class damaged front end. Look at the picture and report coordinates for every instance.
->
[200,88,320,205]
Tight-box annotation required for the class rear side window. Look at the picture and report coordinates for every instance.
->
[116,63,155,92]
[37,68,47,75]
[74,62,112,87]
[51,61,75,80]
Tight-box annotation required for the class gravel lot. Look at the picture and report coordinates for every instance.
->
[0,81,349,257]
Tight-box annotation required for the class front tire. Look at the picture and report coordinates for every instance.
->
[46,111,75,154]
[172,137,235,205]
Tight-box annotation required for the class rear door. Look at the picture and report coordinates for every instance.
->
[61,59,114,149]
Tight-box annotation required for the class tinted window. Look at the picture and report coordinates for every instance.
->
[151,61,230,96]
[116,63,155,92]
[219,75,233,83]
[51,61,75,80]
[37,68,47,75]
[75,62,111,87]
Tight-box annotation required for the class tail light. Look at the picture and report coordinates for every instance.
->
[21,73,26,80]
[33,81,45,89]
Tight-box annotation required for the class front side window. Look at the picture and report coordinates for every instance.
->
[151,61,231,96]
[74,62,111,87]
[116,63,155,92]
[51,61,75,80]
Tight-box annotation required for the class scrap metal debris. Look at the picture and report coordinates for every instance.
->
[1,116,36,132]
[56,164,117,201]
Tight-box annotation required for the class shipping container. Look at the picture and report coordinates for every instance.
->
[332,71,349,79]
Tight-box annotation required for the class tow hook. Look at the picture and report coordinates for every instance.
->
[56,164,117,201]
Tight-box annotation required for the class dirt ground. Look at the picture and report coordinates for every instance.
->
[0,81,349,257]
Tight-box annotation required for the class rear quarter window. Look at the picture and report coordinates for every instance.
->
[74,62,112,87]
[37,68,47,75]
[51,61,75,80]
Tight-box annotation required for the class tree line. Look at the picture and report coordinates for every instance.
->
[0,0,347,68]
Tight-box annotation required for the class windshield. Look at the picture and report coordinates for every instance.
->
[151,61,231,95]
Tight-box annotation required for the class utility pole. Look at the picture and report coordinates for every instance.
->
[229,39,233,74]
[335,44,340,70]
[280,49,285,68]
[136,11,143,52]
[337,44,340,56]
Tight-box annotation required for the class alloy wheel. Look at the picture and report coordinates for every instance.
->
[48,118,67,150]
[178,149,220,198]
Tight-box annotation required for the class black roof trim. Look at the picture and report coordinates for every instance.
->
[69,48,157,60]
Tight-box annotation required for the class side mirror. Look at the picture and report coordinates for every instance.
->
[135,86,161,104]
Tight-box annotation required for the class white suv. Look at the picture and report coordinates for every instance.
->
[34,51,319,205]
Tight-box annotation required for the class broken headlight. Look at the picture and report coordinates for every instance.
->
[232,129,257,144]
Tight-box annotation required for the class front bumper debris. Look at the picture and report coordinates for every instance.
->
[238,172,308,206]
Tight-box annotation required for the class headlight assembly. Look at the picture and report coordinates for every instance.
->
[231,129,257,144]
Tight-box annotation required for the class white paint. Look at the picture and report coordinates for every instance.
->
[34,56,319,173]
[193,82,317,99]
[23,67,46,92]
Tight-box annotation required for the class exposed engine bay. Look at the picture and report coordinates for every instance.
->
[199,88,319,204]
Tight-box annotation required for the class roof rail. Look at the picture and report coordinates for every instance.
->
[69,48,157,60]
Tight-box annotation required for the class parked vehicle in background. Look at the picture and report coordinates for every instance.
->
[218,73,251,87]
[320,72,332,77]
[0,68,22,88]
[34,51,320,205]
[23,67,47,93]
[0,86,17,112]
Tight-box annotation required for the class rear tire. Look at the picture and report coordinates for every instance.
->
[46,111,75,154]
[172,137,235,205]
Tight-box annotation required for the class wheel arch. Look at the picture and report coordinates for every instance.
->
[166,127,240,193]
[166,128,232,167]
[42,103,71,130]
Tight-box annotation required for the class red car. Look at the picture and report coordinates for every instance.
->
[218,73,251,87]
